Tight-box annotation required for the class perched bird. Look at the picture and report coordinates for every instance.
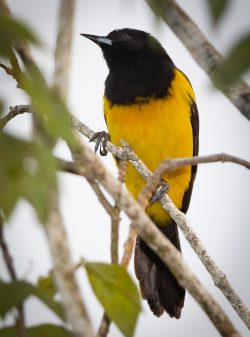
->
[81,28,199,318]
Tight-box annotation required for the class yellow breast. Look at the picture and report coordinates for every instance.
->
[104,69,195,224]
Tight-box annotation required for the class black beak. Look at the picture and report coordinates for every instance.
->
[80,34,112,46]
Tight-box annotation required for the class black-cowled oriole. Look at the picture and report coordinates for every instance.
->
[81,28,199,318]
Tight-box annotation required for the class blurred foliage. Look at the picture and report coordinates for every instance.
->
[0,15,38,57]
[147,0,250,87]
[0,132,57,222]
[0,324,71,337]
[37,272,56,297]
[21,66,76,146]
[85,262,141,337]
[0,279,64,320]
[215,34,250,87]
[206,0,231,24]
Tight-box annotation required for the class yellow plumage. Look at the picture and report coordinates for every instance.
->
[104,68,195,224]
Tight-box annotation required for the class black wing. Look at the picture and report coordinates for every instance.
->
[181,99,199,214]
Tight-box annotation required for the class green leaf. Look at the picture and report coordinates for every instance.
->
[215,35,250,87]
[146,0,166,18]
[21,66,76,146]
[37,272,57,297]
[0,324,71,337]
[0,15,38,57]
[0,132,57,222]
[207,0,230,24]
[0,279,64,320]
[85,263,141,337]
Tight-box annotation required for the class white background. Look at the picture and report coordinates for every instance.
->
[0,1,250,336]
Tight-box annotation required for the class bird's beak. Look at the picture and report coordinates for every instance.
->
[80,34,112,46]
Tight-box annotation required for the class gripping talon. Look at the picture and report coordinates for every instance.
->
[89,131,111,156]
[151,180,169,204]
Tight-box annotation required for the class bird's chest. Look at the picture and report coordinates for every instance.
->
[104,95,193,171]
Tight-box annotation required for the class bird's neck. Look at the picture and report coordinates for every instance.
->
[104,55,175,105]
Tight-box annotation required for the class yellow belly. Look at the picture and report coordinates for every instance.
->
[104,69,195,224]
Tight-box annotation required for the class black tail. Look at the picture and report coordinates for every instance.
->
[134,221,185,318]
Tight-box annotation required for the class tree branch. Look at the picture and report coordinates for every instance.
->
[145,0,250,120]
[44,2,93,336]
[46,194,93,337]
[72,139,241,337]
[61,114,250,328]
[0,214,27,337]
[53,0,74,99]
[0,105,31,129]
[7,104,250,328]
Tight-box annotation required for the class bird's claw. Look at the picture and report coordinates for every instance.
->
[89,131,111,156]
[151,180,169,204]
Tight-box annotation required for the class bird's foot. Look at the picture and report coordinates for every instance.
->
[89,131,111,156]
[151,180,169,204]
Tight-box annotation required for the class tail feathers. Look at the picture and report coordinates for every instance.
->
[134,222,185,318]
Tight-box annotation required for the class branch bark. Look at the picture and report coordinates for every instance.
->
[145,0,250,120]
[0,214,27,337]
[44,2,93,336]
[3,104,250,328]
[72,139,241,337]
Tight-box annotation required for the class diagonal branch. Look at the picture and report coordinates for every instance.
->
[68,114,250,328]
[145,0,250,120]
[72,139,241,337]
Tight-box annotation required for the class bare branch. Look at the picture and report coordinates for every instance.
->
[96,161,127,337]
[96,314,111,337]
[0,105,31,129]
[145,0,250,120]
[58,115,250,328]
[0,214,27,337]
[44,2,93,336]
[88,180,114,216]
[120,226,137,269]
[4,102,250,328]
[46,195,93,337]
[111,160,127,264]
[53,0,75,99]
[155,154,250,177]
[0,62,13,75]
[72,140,241,337]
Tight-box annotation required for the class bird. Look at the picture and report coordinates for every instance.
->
[81,28,199,318]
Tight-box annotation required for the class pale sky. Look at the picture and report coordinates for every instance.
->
[0,1,250,337]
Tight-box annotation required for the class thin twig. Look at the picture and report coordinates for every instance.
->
[111,160,127,264]
[0,105,31,129]
[0,62,12,75]
[96,161,127,337]
[53,0,74,99]
[145,0,250,120]
[88,180,113,216]
[0,214,27,337]
[120,226,137,269]
[156,154,250,176]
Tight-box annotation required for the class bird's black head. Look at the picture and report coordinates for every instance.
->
[81,28,175,104]
[81,28,173,70]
